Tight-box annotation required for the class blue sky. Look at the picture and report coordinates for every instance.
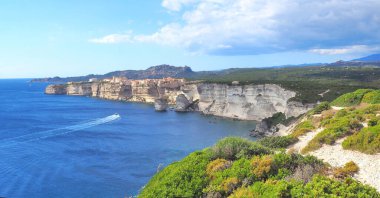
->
[1,0,379,78]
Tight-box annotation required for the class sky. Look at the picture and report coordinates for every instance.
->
[1,0,380,78]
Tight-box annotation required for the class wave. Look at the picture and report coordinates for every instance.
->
[0,114,121,147]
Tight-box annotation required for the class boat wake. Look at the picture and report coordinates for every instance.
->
[0,114,121,147]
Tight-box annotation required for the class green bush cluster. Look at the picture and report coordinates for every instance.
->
[302,109,364,153]
[333,161,359,178]
[362,90,380,104]
[139,137,379,197]
[330,89,373,107]
[310,101,331,115]
[263,112,296,128]
[342,125,380,154]
[258,136,298,149]
[211,137,272,160]
[228,175,379,198]
[139,150,211,197]
[290,121,315,138]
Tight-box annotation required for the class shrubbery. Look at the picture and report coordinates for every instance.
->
[258,136,298,149]
[211,137,271,160]
[206,158,232,178]
[310,101,331,115]
[342,125,380,154]
[333,161,359,178]
[228,175,378,198]
[139,137,379,197]
[330,89,373,107]
[139,150,211,197]
[290,121,315,138]
[362,90,380,104]
[302,108,364,153]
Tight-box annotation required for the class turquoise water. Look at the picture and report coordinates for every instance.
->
[0,79,256,197]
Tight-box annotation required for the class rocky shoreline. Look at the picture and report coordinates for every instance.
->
[45,77,314,122]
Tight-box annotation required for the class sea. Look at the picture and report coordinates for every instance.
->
[0,79,257,197]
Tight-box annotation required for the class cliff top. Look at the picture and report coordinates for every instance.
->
[32,65,195,83]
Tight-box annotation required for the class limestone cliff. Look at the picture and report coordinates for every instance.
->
[45,77,314,121]
[183,84,303,120]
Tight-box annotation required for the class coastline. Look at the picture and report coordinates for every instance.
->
[44,77,314,122]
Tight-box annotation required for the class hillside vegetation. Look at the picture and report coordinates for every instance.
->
[34,62,380,103]
[139,90,380,197]
[192,65,380,103]
[139,137,379,197]
[285,89,380,154]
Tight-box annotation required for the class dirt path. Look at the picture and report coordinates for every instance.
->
[310,138,380,191]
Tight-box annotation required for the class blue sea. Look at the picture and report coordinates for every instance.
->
[0,79,256,197]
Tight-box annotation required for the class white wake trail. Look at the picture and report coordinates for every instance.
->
[0,114,121,147]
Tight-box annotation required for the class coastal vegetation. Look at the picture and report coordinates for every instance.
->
[139,137,379,197]
[39,63,380,104]
[342,124,380,154]
[192,65,380,103]
[290,121,315,138]
[286,89,380,154]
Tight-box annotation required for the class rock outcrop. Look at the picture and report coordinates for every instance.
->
[45,77,314,121]
[154,98,168,111]
[45,84,67,95]
[175,94,191,111]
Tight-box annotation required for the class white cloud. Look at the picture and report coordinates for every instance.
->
[91,0,380,55]
[309,45,380,55]
[89,33,133,44]
[161,0,198,11]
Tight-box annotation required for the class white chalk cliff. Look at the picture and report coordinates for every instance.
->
[45,77,313,121]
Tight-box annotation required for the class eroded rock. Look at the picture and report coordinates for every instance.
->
[154,98,168,111]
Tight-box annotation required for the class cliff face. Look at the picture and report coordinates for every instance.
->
[185,84,299,120]
[45,78,313,121]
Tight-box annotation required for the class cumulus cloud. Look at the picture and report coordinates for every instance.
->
[161,0,198,11]
[89,33,133,44]
[91,0,380,55]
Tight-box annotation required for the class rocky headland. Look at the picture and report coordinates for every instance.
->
[45,77,314,122]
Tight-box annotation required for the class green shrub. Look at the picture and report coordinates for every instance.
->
[302,112,363,153]
[291,120,315,138]
[230,175,380,198]
[250,180,293,198]
[291,175,379,197]
[206,159,232,178]
[139,150,211,198]
[211,137,271,160]
[368,118,378,127]
[251,155,273,179]
[333,161,359,178]
[362,90,380,104]
[258,136,298,149]
[335,109,348,118]
[310,101,331,115]
[342,125,380,154]
[204,157,253,195]
[330,89,373,107]
[140,137,379,197]
[228,187,256,198]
